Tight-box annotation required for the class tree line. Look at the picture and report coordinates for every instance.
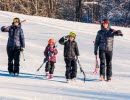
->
[0,0,130,27]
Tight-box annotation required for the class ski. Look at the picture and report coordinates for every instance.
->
[77,59,86,83]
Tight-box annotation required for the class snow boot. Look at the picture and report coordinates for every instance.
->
[66,79,71,83]
[14,73,19,76]
[45,72,49,78]
[100,75,105,81]
[106,76,111,82]
[49,74,53,79]
[9,72,14,76]
[71,78,77,82]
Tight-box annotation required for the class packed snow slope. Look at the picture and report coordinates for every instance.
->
[0,11,130,100]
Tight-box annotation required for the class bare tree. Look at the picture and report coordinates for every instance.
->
[0,0,129,27]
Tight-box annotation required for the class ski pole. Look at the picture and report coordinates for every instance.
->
[37,58,47,71]
[93,55,99,74]
[37,63,44,71]
[93,41,99,74]
[95,55,98,67]
[77,59,86,83]
[22,51,25,61]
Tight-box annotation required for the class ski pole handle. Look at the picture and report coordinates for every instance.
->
[93,55,99,74]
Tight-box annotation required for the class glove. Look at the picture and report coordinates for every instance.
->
[20,47,24,51]
[76,56,80,61]
[1,26,6,31]
[117,30,123,36]
[94,50,97,55]
[120,34,123,36]
[112,29,117,33]
[64,35,69,42]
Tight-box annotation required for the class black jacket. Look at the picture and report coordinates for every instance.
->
[59,36,79,58]
[1,25,25,49]
[94,25,123,55]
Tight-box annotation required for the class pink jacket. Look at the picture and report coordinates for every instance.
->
[44,45,58,63]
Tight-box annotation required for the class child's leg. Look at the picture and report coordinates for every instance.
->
[49,62,55,75]
[64,58,72,80]
[71,59,77,79]
[45,62,51,76]
[49,62,55,79]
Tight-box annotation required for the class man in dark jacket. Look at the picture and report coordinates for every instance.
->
[59,32,80,82]
[94,19,123,81]
[1,18,25,76]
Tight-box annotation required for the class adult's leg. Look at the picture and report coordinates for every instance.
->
[14,49,20,74]
[106,51,113,80]
[7,47,14,74]
[99,50,106,79]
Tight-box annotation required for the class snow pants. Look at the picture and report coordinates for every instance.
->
[45,61,55,74]
[99,50,113,78]
[7,47,20,74]
[64,58,77,79]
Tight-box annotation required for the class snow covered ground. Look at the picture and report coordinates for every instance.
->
[0,11,130,100]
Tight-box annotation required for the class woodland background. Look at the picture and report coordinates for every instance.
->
[0,0,130,27]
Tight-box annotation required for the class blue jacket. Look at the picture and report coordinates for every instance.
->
[1,25,25,49]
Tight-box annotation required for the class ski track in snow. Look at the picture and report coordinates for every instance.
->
[0,11,130,100]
